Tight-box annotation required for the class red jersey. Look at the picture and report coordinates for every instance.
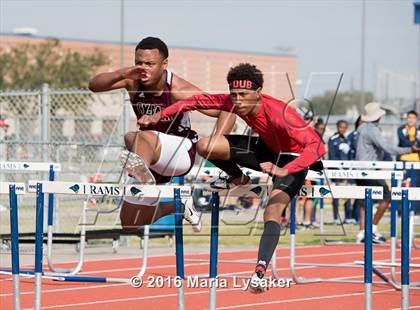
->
[160,93,326,174]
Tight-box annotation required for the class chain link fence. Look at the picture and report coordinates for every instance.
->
[0,85,132,236]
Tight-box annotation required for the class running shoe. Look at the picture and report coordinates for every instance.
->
[204,172,251,191]
[119,150,156,184]
[182,198,202,233]
[248,265,268,294]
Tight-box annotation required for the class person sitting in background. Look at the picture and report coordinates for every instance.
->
[328,120,354,224]
[355,102,420,244]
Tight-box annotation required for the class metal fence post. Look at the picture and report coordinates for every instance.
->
[122,90,130,134]
[41,83,50,162]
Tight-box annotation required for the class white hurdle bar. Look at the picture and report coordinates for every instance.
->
[18,181,191,310]
[1,182,26,310]
[0,161,61,172]
[322,160,420,170]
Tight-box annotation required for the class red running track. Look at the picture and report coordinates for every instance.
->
[0,243,419,309]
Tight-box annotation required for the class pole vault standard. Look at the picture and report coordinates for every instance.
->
[7,181,191,310]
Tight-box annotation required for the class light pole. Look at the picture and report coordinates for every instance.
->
[360,0,366,111]
[120,0,125,68]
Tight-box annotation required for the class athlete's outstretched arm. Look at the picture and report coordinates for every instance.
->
[214,111,236,135]
[88,67,141,92]
[172,75,236,134]
[137,94,233,128]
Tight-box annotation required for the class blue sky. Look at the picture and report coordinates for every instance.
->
[1,0,418,99]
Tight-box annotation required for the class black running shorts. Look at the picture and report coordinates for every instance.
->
[225,135,309,199]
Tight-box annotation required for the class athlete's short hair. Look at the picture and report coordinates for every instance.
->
[135,37,169,59]
[227,63,264,89]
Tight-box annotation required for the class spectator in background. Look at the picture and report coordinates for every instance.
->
[314,118,326,142]
[355,102,420,244]
[348,116,362,223]
[398,110,419,162]
[328,120,354,224]
[0,115,10,134]
[397,110,419,214]
[295,114,322,229]
[348,116,362,160]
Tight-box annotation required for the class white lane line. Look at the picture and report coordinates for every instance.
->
[215,289,397,309]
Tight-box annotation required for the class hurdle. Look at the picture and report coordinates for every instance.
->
[186,165,404,279]
[7,180,190,310]
[392,188,419,309]
[354,187,419,308]
[174,185,269,310]
[289,185,389,283]
[305,169,404,244]
[322,161,419,248]
[389,188,420,290]
[185,167,278,278]
[0,182,26,310]
[185,185,386,309]
[0,162,63,274]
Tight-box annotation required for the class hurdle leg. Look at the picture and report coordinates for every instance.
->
[319,179,325,245]
[174,188,185,310]
[209,193,220,310]
[289,198,299,283]
[46,165,87,275]
[401,190,410,309]
[289,197,323,284]
[319,196,325,245]
[34,183,45,310]
[390,174,399,285]
[137,225,149,279]
[9,185,21,310]
[364,188,373,310]
[47,201,87,275]
[271,251,280,279]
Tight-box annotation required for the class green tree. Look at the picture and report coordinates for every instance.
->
[309,90,374,116]
[0,38,110,115]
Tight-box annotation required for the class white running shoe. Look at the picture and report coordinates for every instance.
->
[119,150,156,184]
[182,198,202,232]
[204,172,251,191]
[356,230,386,244]
[204,173,265,198]
[247,273,268,294]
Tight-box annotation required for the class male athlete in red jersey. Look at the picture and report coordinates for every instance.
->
[89,37,235,233]
[139,63,326,293]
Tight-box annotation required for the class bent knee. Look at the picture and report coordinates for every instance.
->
[124,132,137,151]
[197,138,212,157]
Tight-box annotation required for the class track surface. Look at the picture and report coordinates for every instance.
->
[1,243,419,309]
